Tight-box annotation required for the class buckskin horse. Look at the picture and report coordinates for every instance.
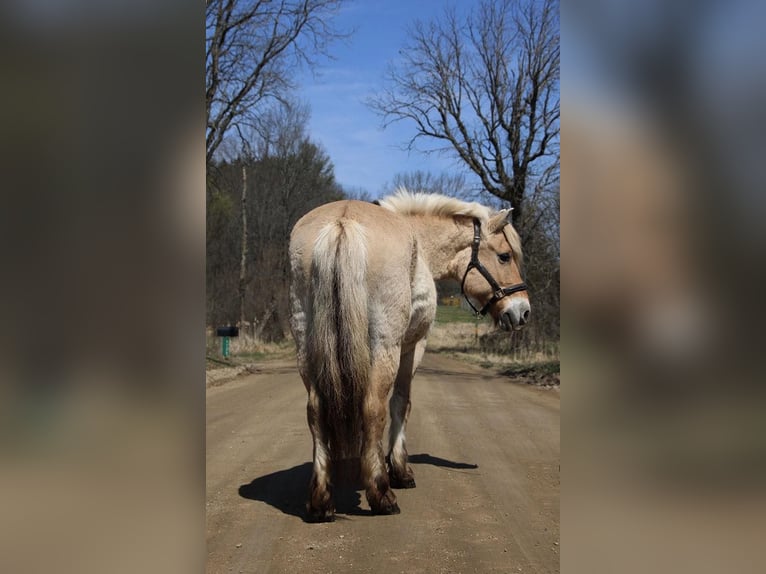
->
[288,190,530,522]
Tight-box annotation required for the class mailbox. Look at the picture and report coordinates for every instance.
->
[215,326,238,357]
[216,326,239,337]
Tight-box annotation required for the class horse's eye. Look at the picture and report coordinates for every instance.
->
[498,252,512,264]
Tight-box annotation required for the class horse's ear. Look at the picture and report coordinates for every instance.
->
[487,208,513,233]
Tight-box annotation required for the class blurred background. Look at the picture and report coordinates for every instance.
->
[564,0,766,572]
[0,2,204,573]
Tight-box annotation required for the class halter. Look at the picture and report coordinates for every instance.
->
[460,218,528,316]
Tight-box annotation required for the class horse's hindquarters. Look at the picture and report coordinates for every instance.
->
[290,200,429,519]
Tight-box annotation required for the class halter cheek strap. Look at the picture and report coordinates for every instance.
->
[460,218,528,316]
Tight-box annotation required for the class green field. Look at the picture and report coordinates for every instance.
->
[434,304,488,324]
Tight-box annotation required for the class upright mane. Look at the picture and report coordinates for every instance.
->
[377,188,492,223]
[378,188,522,260]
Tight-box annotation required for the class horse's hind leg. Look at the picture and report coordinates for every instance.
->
[306,387,335,522]
[362,355,400,515]
[388,339,426,488]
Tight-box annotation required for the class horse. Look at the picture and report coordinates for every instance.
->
[288,190,530,522]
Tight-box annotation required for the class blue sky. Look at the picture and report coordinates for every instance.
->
[296,1,473,198]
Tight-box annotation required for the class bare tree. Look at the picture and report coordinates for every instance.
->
[343,186,374,203]
[238,162,248,329]
[206,0,348,165]
[206,101,344,338]
[217,108,291,334]
[384,170,470,199]
[369,0,559,228]
[251,100,312,159]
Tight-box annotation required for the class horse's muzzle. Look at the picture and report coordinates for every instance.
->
[499,298,531,331]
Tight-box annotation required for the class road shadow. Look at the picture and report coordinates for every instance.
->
[239,454,477,521]
[238,462,369,521]
[408,453,478,470]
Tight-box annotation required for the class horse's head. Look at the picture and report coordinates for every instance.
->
[457,210,531,331]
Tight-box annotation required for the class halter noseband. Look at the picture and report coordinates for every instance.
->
[460,218,528,316]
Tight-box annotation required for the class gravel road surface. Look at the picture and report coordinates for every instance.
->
[207,353,559,573]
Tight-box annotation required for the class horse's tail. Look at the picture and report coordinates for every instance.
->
[307,218,370,460]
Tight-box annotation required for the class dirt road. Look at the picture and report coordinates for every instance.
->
[207,353,559,574]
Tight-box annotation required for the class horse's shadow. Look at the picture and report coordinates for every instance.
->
[237,461,367,520]
[237,453,478,521]
[407,453,479,470]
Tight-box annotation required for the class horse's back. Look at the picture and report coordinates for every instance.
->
[290,200,420,350]
[290,200,416,285]
[291,200,412,247]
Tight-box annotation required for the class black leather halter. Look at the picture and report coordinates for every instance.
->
[460,218,528,316]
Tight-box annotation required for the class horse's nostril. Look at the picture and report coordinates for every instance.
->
[520,309,530,324]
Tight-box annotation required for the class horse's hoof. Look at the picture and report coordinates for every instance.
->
[389,466,417,489]
[306,505,335,523]
[370,489,400,515]
[372,500,400,515]
[390,475,416,489]
[384,500,401,515]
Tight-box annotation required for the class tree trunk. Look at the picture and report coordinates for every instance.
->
[253,300,277,341]
[238,164,248,328]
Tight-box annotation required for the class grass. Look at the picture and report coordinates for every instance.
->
[499,359,560,379]
[234,350,275,361]
[206,336,296,369]
[428,312,560,386]
[205,305,559,386]
[434,304,489,324]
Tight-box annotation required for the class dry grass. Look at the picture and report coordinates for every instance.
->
[427,321,487,351]
[427,321,559,387]
[206,332,296,367]
[206,333,297,387]
[204,310,559,387]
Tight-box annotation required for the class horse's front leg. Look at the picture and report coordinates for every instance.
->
[362,351,400,515]
[388,339,426,489]
[306,387,335,522]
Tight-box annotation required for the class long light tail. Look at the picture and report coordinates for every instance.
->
[307,219,370,459]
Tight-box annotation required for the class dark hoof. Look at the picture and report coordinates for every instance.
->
[370,489,400,515]
[390,475,416,489]
[389,466,416,489]
[306,504,335,523]
[372,500,401,515]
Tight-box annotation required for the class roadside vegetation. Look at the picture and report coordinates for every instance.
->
[207,303,557,390]
[206,332,295,365]
[430,305,559,387]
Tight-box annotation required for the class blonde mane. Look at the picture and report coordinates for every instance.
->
[377,188,492,223]
[378,188,522,259]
